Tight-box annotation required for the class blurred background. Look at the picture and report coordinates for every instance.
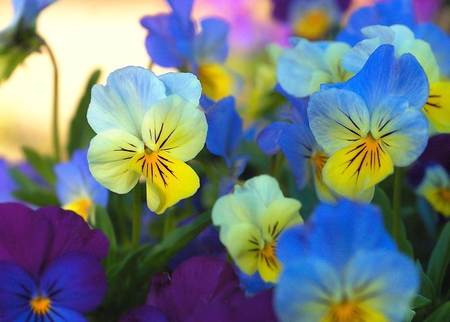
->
[0,0,448,162]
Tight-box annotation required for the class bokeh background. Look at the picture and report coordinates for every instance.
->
[0,0,448,161]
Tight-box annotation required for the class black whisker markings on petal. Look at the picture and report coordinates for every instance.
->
[148,128,153,141]
[262,255,272,270]
[378,116,392,132]
[155,122,164,144]
[343,143,366,174]
[354,150,368,180]
[150,163,154,183]
[380,129,398,139]
[157,156,177,179]
[345,114,360,131]
[248,239,259,246]
[429,95,441,98]
[273,229,283,240]
[45,280,59,296]
[301,143,312,152]
[335,121,360,137]
[48,307,65,320]
[249,248,260,252]
[140,158,146,173]
[302,154,311,159]
[159,128,176,149]
[271,221,279,238]
[345,142,365,155]
[158,155,174,164]
[114,147,135,153]
[25,310,34,322]
[156,163,169,186]
[426,101,441,108]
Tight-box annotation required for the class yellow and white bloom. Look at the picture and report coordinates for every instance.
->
[212,175,303,283]
[87,66,207,214]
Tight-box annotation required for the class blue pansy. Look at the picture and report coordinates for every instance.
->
[141,0,240,101]
[275,199,419,321]
[54,148,109,224]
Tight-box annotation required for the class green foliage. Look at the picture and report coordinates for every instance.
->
[22,146,57,186]
[427,221,450,299]
[67,69,101,155]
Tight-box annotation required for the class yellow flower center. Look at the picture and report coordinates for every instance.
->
[293,9,332,40]
[63,198,92,221]
[311,151,329,178]
[30,295,51,316]
[259,240,280,272]
[438,188,450,202]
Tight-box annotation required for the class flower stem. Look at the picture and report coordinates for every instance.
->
[392,167,403,246]
[131,184,141,250]
[269,152,284,180]
[40,37,61,162]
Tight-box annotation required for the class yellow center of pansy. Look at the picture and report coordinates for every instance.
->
[311,151,329,178]
[30,295,51,316]
[293,9,332,40]
[63,198,92,221]
[323,299,389,322]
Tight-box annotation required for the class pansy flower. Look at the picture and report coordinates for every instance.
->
[274,200,419,321]
[271,0,350,40]
[0,0,58,82]
[55,148,108,224]
[342,23,450,133]
[120,256,277,322]
[0,203,109,321]
[308,45,429,201]
[212,175,303,282]
[87,66,207,214]
[277,38,352,98]
[140,0,241,101]
[408,134,450,217]
[0,159,18,202]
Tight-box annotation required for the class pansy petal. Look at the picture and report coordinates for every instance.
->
[322,138,394,200]
[257,121,290,156]
[277,38,328,98]
[195,18,229,63]
[0,261,36,321]
[275,258,341,322]
[197,63,240,101]
[87,66,167,136]
[224,223,264,277]
[40,251,107,313]
[344,250,419,321]
[279,123,316,189]
[260,198,302,243]
[234,175,285,207]
[308,88,370,155]
[88,130,143,194]
[47,307,89,321]
[371,97,429,166]
[330,45,429,112]
[212,191,265,235]
[423,82,450,133]
[158,73,202,107]
[131,152,200,214]
[142,94,207,161]
[311,155,336,203]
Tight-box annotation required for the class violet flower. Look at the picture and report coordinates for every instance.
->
[0,202,109,321]
[121,256,277,322]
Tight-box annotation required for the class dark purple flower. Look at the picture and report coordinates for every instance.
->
[121,256,277,322]
[0,203,109,321]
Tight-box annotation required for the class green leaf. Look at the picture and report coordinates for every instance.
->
[9,168,59,206]
[412,294,432,309]
[427,220,450,298]
[22,146,57,186]
[416,261,436,304]
[372,186,414,257]
[67,69,101,155]
[95,205,117,270]
[424,301,450,322]
[140,210,212,274]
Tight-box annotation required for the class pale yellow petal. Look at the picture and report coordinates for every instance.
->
[142,94,207,161]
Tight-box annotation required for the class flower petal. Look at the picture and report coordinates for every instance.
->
[131,152,200,214]
[0,261,36,321]
[259,198,302,243]
[308,88,370,155]
[158,72,202,107]
[322,138,394,200]
[371,96,429,166]
[87,66,167,136]
[40,251,107,313]
[142,94,207,161]
[423,82,450,133]
[224,223,264,277]
[88,129,143,194]
[234,175,285,208]
[194,18,229,63]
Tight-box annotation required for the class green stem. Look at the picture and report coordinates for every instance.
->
[392,167,403,245]
[269,152,284,179]
[162,208,175,238]
[40,37,61,162]
[131,184,142,250]
[116,194,130,246]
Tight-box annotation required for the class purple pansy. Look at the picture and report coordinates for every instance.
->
[0,203,109,321]
[121,256,277,322]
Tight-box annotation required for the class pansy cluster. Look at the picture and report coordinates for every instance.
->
[1,0,450,321]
